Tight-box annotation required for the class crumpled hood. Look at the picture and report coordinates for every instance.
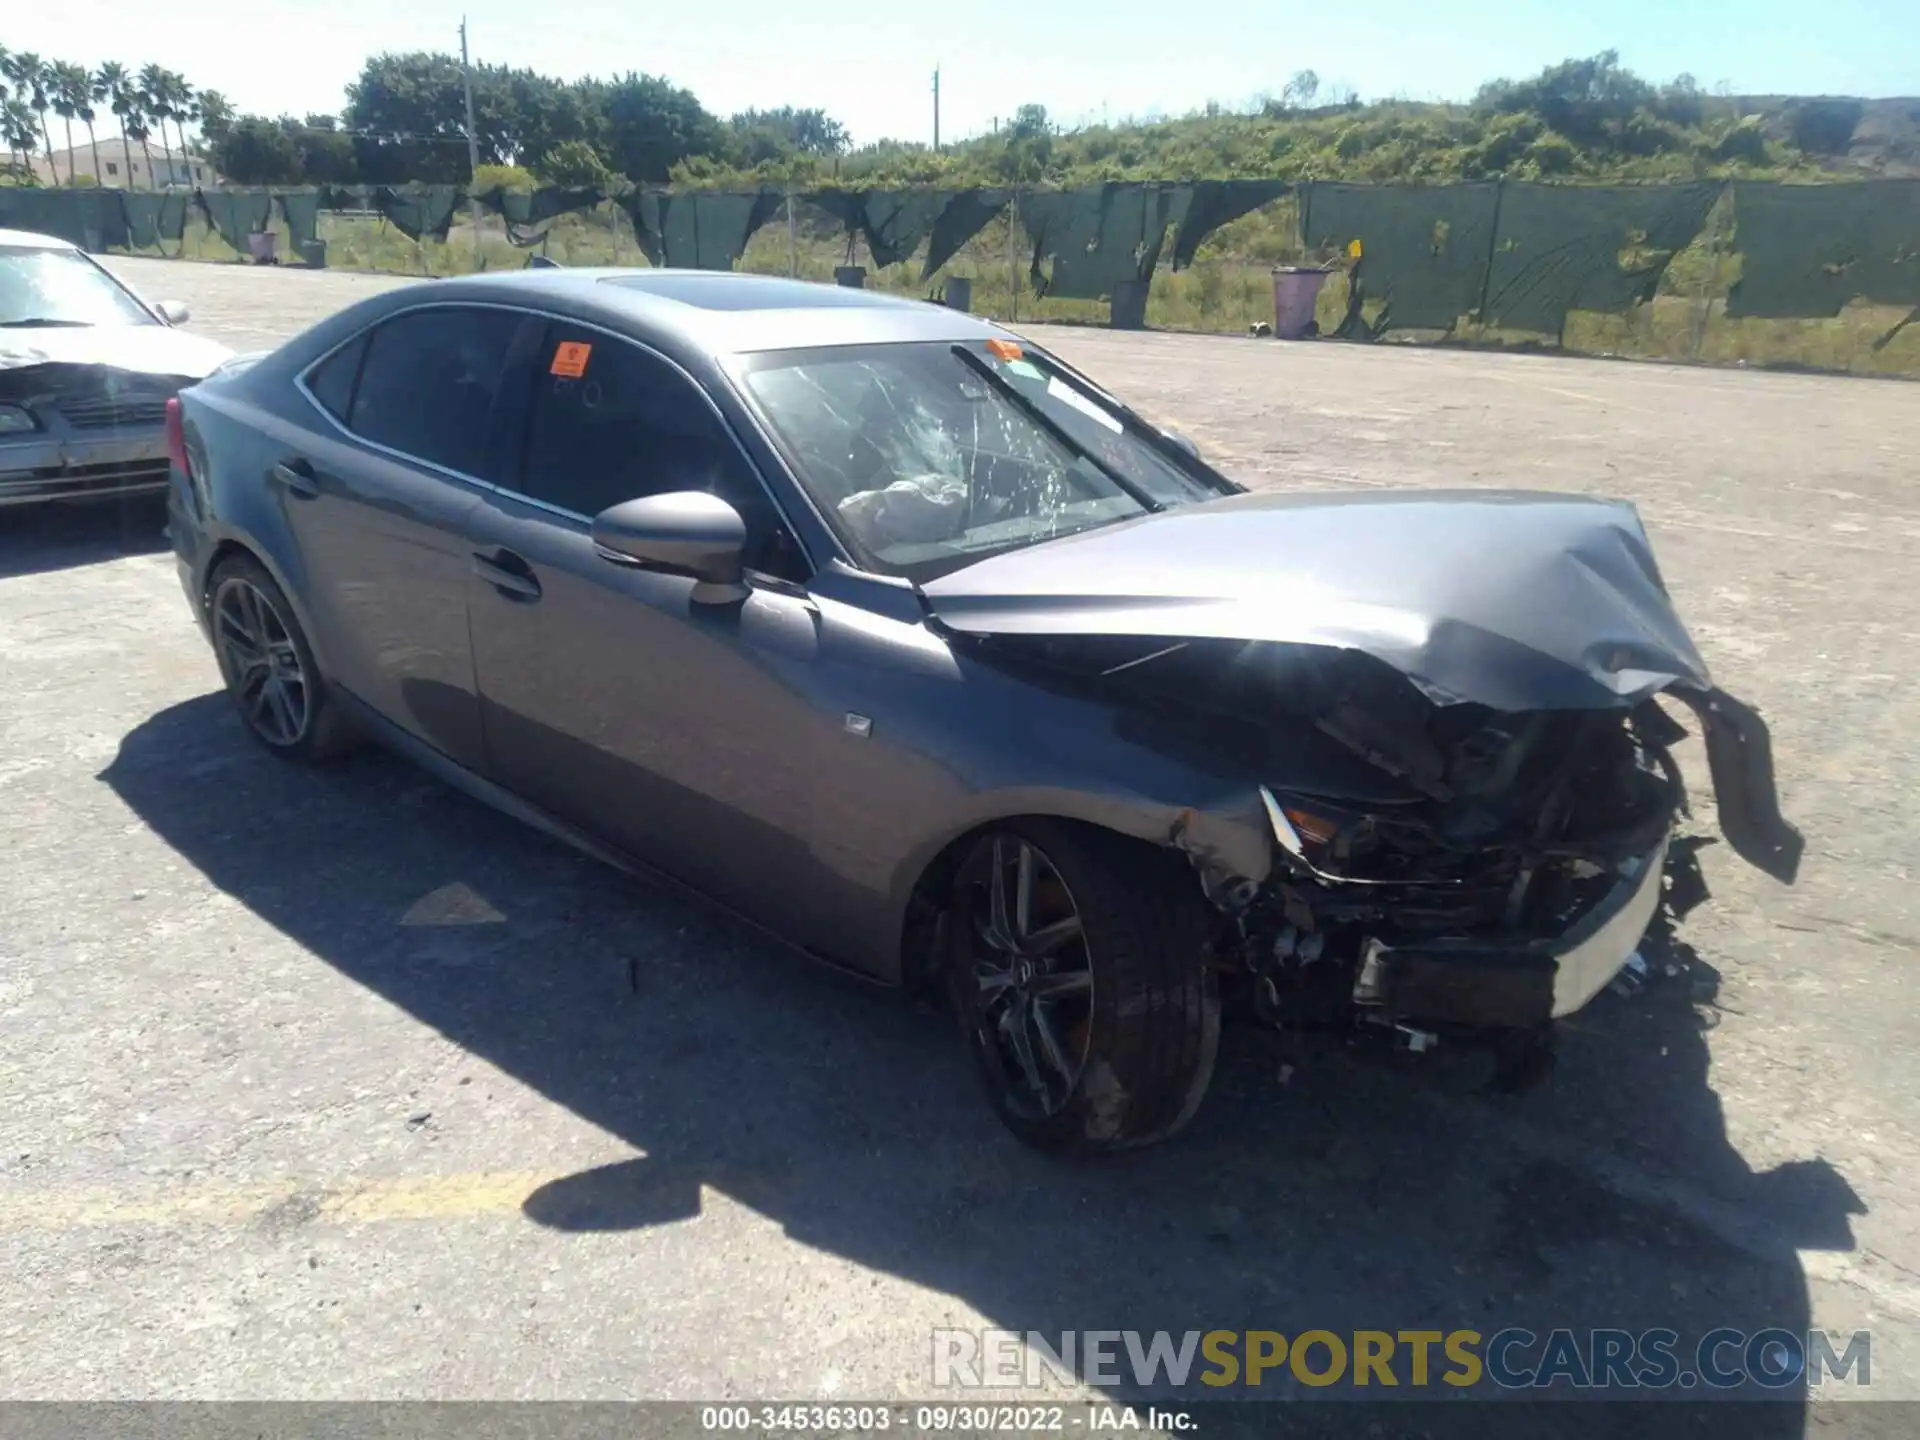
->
[920,489,1712,712]
[0,323,231,379]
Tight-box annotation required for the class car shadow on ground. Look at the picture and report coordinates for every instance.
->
[0,495,170,580]
[102,692,1867,1436]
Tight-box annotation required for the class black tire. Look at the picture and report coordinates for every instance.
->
[947,820,1221,1153]
[207,554,355,762]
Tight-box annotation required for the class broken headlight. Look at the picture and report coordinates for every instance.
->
[1259,787,1357,874]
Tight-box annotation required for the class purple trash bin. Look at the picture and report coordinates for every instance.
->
[1272,265,1331,339]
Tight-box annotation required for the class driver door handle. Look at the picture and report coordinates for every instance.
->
[272,457,319,498]
[472,548,542,601]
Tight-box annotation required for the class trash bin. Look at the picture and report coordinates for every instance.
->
[834,265,867,289]
[297,239,327,269]
[944,277,973,312]
[247,230,279,265]
[1272,266,1331,339]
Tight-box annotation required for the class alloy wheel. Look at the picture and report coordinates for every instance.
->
[960,834,1096,1120]
[213,579,310,747]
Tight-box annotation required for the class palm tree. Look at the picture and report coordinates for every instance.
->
[50,61,91,184]
[2,51,55,180]
[2,99,39,183]
[82,66,113,185]
[168,74,199,182]
[138,63,175,185]
[196,89,233,146]
[97,63,138,187]
[128,106,156,190]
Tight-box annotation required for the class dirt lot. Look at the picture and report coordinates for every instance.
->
[2,258,1917,1425]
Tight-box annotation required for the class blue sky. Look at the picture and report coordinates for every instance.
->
[8,0,1917,146]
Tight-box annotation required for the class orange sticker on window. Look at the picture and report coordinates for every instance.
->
[550,341,592,378]
[984,338,1023,361]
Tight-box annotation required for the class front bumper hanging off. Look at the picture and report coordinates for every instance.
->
[1351,835,1669,1031]
[1344,685,1799,1032]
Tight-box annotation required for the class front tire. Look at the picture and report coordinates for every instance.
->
[947,821,1221,1152]
[207,555,354,762]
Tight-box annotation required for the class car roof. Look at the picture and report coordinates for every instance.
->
[0,228,81,251]
[432,267,1010,356]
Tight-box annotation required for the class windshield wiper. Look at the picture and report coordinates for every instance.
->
[0,318,93,328]
[949,344,1164,514]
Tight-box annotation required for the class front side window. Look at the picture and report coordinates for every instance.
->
[736,340,1221,582]
[0,245,155,328]
[514,326,803,579]
[345,307,524,480]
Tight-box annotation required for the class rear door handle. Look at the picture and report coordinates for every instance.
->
[272,457,318,498]
[472,549,542,601]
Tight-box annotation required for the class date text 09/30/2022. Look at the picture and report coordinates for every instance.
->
[700,1406,1193,1434]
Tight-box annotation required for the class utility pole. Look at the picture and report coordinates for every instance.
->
[459,18,483,269]
[459,17,481,181]
[932,67,940,151]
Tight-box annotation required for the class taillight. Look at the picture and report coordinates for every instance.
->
[164,396,192,479]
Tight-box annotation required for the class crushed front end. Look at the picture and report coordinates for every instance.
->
[1231,656,1800,1048]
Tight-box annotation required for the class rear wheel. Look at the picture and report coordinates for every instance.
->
[948,821,1220,1152]
[208,555,353,761]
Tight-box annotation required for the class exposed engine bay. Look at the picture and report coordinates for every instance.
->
[957,630,1796,1057]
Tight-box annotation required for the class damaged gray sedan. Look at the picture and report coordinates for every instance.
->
[166,270,1801,1152]
[2,227,227,507]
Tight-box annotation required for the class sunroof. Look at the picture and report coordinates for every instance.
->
[599,272,906,312]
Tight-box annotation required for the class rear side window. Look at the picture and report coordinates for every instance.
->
[514,327,804,579]
[304,331,367,422]
[346,307,524,480]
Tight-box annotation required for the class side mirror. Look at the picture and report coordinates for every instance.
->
[154,299,190,325]
[593,491,749,604]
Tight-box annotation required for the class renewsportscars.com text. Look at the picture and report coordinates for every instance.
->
[931,1328,1871,1391]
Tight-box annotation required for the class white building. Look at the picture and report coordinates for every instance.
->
[26,140,212,189]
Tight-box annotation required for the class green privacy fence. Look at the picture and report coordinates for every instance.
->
[4,178,1917,369]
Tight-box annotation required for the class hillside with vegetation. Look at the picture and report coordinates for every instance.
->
[8,42,1911,194]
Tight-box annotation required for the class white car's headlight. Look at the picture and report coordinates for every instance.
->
[0,404,38,435]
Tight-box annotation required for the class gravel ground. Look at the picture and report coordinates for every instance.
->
[1,258,1915,1429]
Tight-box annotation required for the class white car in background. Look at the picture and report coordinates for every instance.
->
[1,227,229,508]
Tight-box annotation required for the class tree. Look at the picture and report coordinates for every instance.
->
[162,69,197,180]
[214,115,304,185]
[96,63,140,188]
[603,72,719,182]
[138,64,176,184]
[80,64,110,184]
[1281,70,1320,109]
[50,61,91,184]
[728,106,848,158]
[2,53,56,179]
[1009,103,1051,140]
[1474,51,1653,147]
[3,98,42,182]
[196,90,235,147]
[535,136,614,188]
[346,51,515,183]
[126,104,156,191]
[292,114,357,185]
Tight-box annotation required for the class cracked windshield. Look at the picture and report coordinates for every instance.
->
[739,340,1216,577]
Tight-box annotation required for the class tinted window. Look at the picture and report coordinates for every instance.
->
[305,331,367,422]
[516,327,803,578]
[347,307,523,479]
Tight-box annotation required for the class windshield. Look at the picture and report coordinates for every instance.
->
[0,246,156,328]
[736,339,1224,581]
